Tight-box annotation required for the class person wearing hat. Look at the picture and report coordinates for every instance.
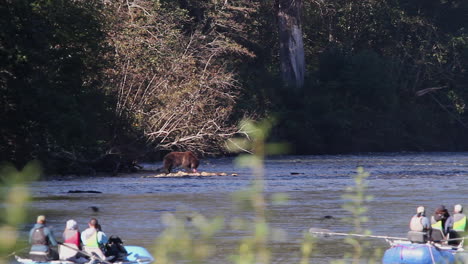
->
[62,219,81,249]
[445,204,466,246]
[446,204,467,233]
[409,206,430,232]
[28,215,59,261]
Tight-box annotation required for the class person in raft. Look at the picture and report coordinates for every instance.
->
[410,206,431,232]
[62,219,81,249]
[28,215,59,261]
[408,206,431,243]
[445,204,467,246]
[81,218,108,258]
[430,205,450,241]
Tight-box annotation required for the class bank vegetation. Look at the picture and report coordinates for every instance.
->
[1,0,467,174]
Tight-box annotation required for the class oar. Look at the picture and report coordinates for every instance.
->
[309,228,409,241]
[57,243,113,264]
[4,246,30,258]
[445,236,468,242]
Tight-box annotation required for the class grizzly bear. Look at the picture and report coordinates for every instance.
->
[163,151,199,173]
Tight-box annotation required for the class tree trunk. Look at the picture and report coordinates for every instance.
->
[277,0,305,89]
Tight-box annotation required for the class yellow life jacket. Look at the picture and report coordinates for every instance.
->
[453,215,467,232]
[432,220,443,230]
[84,230,99,247]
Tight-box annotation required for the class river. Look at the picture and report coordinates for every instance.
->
[14,152,468,263]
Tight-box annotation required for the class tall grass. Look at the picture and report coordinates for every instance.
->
[332,167,381,264]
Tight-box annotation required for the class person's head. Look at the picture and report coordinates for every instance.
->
[89,218,99,228]
[454,204,463,213]
[36,215,46,224]
[66,219,78,230]
[435,205,446,214]
[416,206,425,216]
[435,205,449,219]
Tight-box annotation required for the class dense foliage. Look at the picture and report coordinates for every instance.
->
[0,0,116,170]
[1,0,467,173]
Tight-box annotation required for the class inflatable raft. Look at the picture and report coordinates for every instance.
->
[15,245,154,264]
[382,241,458,264]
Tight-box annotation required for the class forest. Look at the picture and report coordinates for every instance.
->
[1,0,467,174]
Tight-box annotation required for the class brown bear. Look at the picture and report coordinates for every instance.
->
[163,151,199,173]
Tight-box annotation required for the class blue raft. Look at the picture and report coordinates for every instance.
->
[382,243,456,264]
[124,246,154,264]
[15,245,154,264]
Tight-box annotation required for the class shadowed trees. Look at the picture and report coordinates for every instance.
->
[0,0,117,170]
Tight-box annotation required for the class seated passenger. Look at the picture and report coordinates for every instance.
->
[445,204,467,246]
[63,219,81,249]
[59,219,82,260]
[410,206,431,231]
[408,206,430,242]
[431,205,450,242]
[28,215,59,261]
[81,218,108,259]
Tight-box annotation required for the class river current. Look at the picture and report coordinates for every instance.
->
[14,152,468,263]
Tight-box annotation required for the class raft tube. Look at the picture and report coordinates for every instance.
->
[382,243,455,264]
[124,245,154,264]
[15,246,154,264]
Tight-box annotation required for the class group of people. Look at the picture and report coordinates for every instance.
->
[409,204,467,245]
[28,215,113,262]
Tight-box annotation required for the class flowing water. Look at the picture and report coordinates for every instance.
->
[12,152,468,263]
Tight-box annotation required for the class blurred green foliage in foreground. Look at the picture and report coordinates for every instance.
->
[0,161,41,264]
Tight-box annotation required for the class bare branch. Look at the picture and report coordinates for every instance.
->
[415,85,448,97]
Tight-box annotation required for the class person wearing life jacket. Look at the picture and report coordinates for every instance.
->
[81,218,108,255]
[28,215,59,261]
[445,204,467,246]
[410,206,430,232]
[62,219,81,249]
[430,205,450,242]
[408,206,431,243]
[447,204,467,233]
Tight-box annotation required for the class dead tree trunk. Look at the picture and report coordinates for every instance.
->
[277,0,305,89]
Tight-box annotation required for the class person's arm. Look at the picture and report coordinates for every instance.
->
[29,228,34,244]
[422,217,430,229]
[97,231,108,245]
[97,231,108,246]
[81,229,88,244]
[445,217,454,234]
[46,228,58,246]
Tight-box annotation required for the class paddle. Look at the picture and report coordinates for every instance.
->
[309,228,409,241]
[57,243,113,264]
[4,246,30,258]
[310,228,468,246]
[445,236,468,242]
